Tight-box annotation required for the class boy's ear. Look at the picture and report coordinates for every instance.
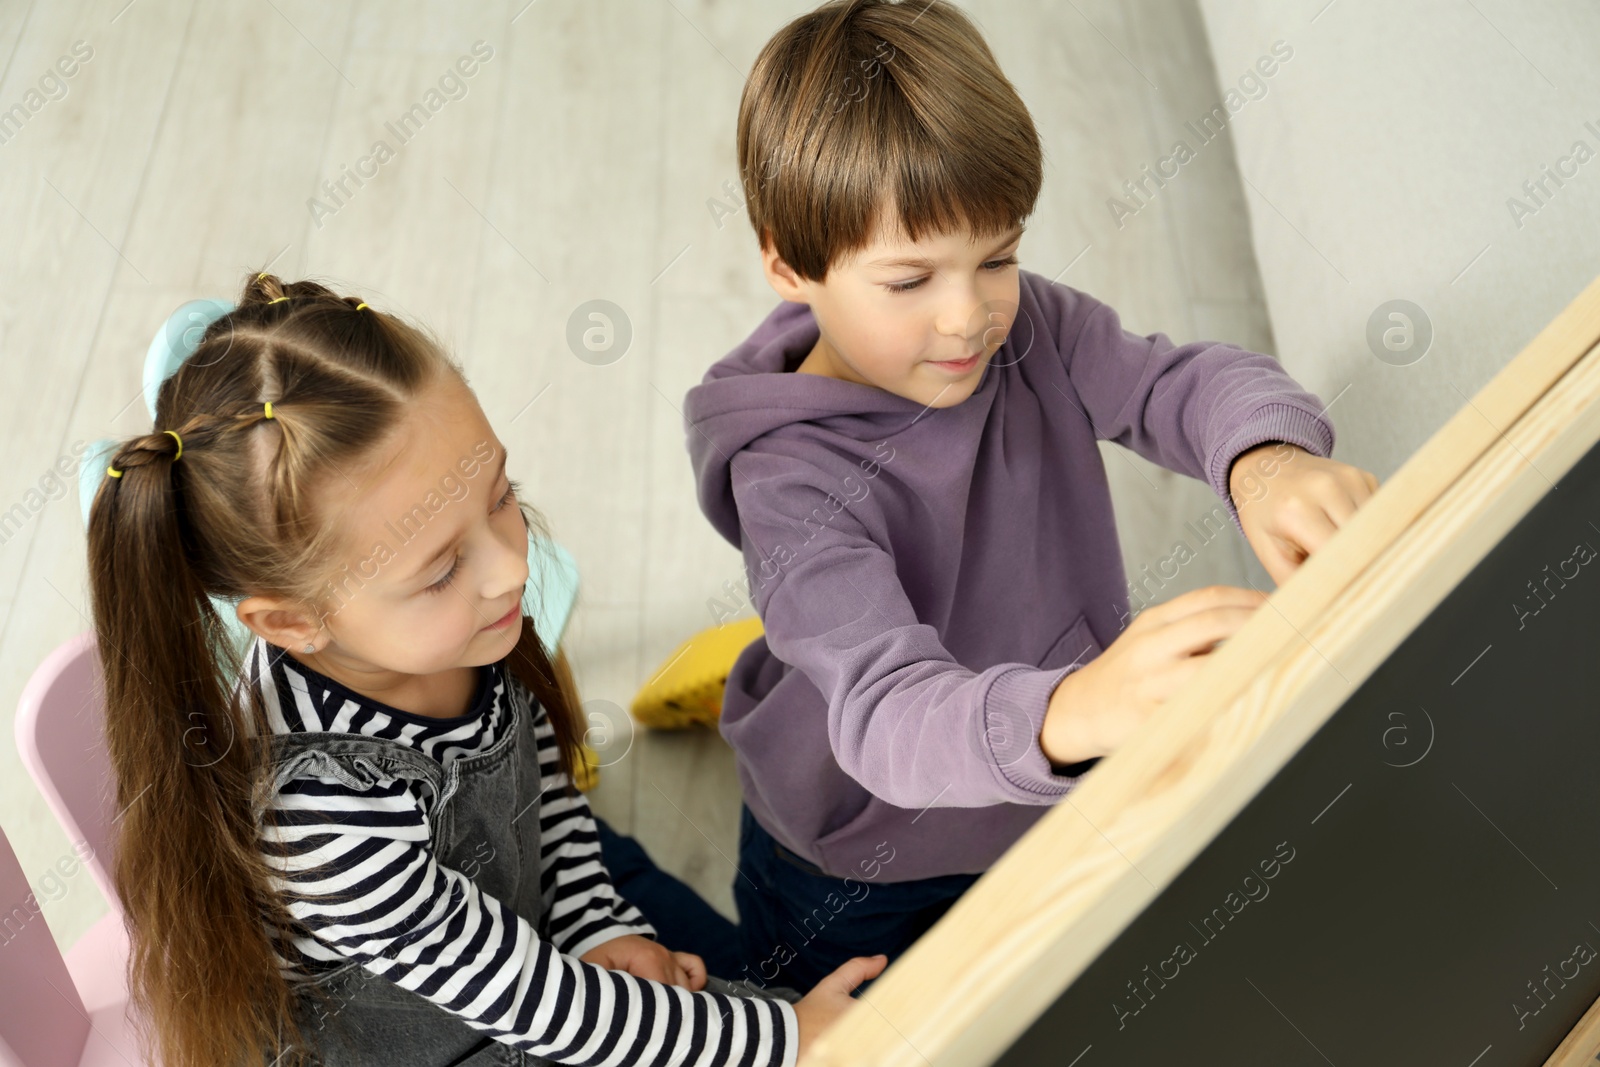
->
[759,240,813,304]
[234,595,324,649]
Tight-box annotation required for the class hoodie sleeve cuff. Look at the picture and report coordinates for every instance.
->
[984,664,1094,799]
[1208,402,1337,534]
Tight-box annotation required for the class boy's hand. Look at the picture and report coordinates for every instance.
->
[1229,443,1379,586]
[1040,585,1268,765]
[796,955,889,1056]
[579,933,707,991]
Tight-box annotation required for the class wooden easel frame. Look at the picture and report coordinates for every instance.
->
[799,274,1600,1067]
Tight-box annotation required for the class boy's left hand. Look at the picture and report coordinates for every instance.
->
[1229,442,1379,586]
[579,933,708,991]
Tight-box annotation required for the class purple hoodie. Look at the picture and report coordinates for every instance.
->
[684,269,1336,883]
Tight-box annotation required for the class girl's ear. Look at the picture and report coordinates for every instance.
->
[234,595,321,650]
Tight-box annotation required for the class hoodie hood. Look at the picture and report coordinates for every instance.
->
[684,299,978,546]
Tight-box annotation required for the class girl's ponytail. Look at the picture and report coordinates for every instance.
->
[87,422,311,1067]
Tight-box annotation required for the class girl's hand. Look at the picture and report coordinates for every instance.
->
[579,934,707,991]
[1040,585,1267,765]
[1229,442,1380,586]
[795,955,888,1056]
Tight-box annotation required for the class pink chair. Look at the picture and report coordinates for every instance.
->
[7,630,148,1067]
[0,815,143,1067]
[13,632,119,913]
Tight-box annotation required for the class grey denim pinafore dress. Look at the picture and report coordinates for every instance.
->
[263,673,794,1067]
[265,671,560,1067]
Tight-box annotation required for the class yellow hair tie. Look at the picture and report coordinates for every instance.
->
[263,402,275,419]
[268,296,289,305]
[257,271,269,280]
[164,430,183,460]
[356,302,369,311]
[106,465,122,479]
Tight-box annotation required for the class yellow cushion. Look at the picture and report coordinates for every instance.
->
[572,743,601,792]
[630,616,765,729]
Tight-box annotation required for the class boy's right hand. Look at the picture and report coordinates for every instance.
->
[794,954,888,1055]
[1040,585,1269,766]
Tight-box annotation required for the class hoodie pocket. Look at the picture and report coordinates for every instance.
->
[1039,612,1102,673]
[811,792,881,878]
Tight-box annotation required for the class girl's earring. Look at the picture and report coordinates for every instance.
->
[303,643,315,654]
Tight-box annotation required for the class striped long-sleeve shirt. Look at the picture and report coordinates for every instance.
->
[244,636,799,1067]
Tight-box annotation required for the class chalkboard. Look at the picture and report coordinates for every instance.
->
[996,435,1600,1065]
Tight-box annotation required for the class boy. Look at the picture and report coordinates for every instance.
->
[682,0,1377,992]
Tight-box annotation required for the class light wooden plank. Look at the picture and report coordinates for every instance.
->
[800,273,1600,1066]
[645,0,808,308]
[0,0,38,89]
[0,0,196,954]
[558,603,644,835]
[467,0,665,608]
[302,0,510,347]
[626,728,745,921]
[0,0,191,623]
[113,0,353,292]
[1545,991,1600,1066]
[627,292,759,911]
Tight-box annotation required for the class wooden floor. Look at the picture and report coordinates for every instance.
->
[0,0,1276,952]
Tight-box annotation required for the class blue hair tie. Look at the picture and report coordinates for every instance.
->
[143,298,235,421]
[79,298,235,522]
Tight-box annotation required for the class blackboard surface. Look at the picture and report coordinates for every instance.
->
[999,435,1600,1067]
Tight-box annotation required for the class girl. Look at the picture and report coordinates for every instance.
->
[84,273,884,1067]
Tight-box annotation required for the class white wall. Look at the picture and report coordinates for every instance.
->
[1198,0,1600,481]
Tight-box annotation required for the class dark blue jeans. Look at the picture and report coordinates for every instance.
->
[729,803,980,993]
[596,806,980,995]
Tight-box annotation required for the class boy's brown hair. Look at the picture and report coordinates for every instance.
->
[738,0,1043,281]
